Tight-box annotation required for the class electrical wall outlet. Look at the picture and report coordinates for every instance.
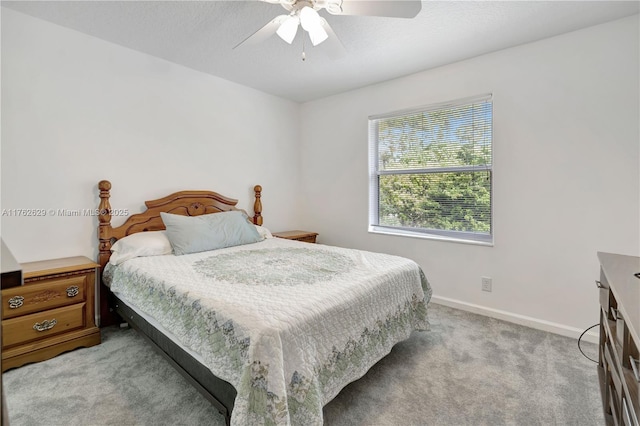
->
[481,276,492,292]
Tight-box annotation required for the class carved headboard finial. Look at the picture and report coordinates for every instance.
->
[253,185,263,226]
[98,180,113,269]
[98,179,111,191]
[98,180,112,220]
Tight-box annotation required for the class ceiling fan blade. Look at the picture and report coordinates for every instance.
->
[319,19,346,59]
[326,0,422,18]
[233,15,288,49]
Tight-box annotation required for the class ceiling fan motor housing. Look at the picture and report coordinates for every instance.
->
[280,0,344,15]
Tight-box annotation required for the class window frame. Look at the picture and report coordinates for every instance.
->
[368,94,494,245]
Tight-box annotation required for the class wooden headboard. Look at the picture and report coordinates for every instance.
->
[97,180,263,270]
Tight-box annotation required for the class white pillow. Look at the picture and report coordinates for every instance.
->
[255,225,272,239]
[109,231,173,265]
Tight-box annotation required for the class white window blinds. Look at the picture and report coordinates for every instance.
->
[369,94,493,243]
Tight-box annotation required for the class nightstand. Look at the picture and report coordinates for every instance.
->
[272,230,318,243]
[1,256,101,371]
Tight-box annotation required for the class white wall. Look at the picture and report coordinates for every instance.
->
[2,8,638,339]
[1,8,301,262]
[299,15,640,337]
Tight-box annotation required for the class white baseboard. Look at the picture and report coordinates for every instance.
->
[430,295,600,344]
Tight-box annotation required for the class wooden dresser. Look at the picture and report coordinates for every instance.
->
[597,252,639,426]
[272,230,318,243]
[1,256,101,371]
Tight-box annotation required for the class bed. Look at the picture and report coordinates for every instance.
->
[96,180,432,426]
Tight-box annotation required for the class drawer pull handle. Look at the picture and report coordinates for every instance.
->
[610,307,622,320]
[33,319,57,332]
[66,286,79,297]
[8,296,24,309]
[595,280,604,289]
[631,356,640,382]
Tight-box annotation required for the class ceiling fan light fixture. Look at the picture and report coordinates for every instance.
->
[236,0,422,53]
[276,15,300,44]
[308,25,328,46]
[299,6,321,31]
[299,6,328,46]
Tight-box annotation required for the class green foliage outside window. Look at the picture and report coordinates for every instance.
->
[374,100,492,237]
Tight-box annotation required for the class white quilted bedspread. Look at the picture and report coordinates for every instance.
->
[104,238,431,425]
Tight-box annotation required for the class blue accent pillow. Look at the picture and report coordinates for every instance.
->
[160,211,262,255]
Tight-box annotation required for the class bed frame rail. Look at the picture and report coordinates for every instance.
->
[114,296,236,426]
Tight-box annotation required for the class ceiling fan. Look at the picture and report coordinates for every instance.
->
[234,0,422,58]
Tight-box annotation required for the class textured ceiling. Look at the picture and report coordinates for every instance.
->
[3,1,639,102]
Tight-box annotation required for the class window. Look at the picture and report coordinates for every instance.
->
[368,94,493,244]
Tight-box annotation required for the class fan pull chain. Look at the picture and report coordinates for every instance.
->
[302,35,306,61]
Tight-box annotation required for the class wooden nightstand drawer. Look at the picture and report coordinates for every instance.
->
[1,256,101,372]
[2,303,86,348]
[2,274,86,320]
